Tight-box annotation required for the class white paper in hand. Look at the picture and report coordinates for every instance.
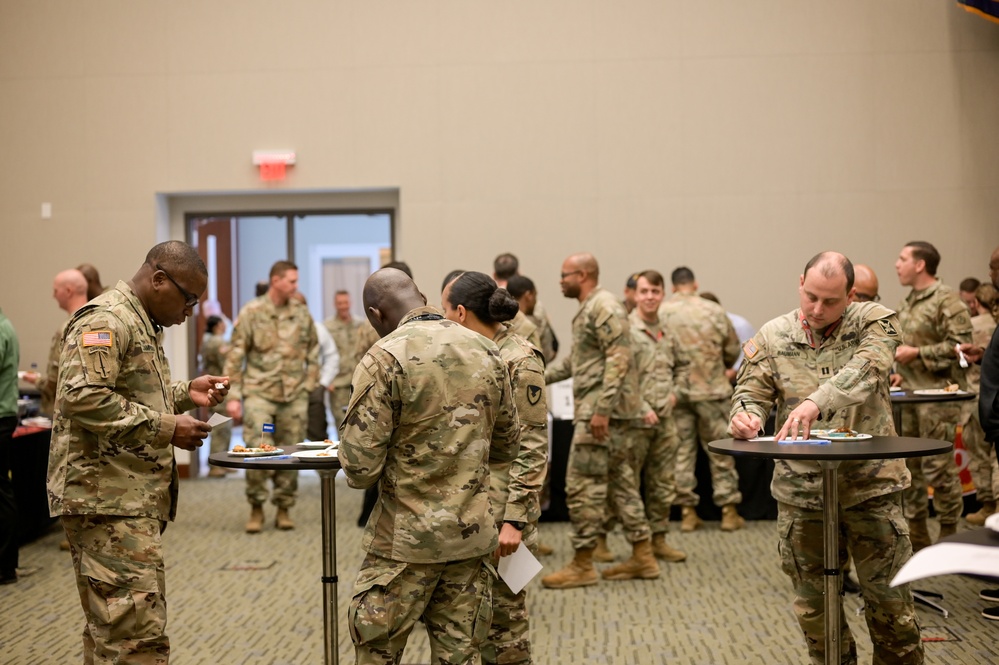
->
[497,542,544,594]
[206,412,232,428]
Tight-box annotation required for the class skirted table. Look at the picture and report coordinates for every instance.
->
[708,436,952,665]
[209,446,343,665]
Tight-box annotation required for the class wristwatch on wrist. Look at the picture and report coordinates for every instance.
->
[504,520,526,531]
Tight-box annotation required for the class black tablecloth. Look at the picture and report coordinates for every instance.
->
[12,427,58,543]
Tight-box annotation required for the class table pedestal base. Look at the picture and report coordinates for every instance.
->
[320,469,340,665]
[821,461,842,665]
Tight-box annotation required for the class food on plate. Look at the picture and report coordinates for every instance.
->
[231,443,277,453]
[944,383,960,393]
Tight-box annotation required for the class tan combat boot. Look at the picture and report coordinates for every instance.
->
[593,534,615,562]
[541,548,599,589]
[651,533,687,562]
[680,506,702,532]
[207,466,228,478]
[536,542,554,556]
[246,505,264,534]
[938,521,957,540]
[965,501,996,527]
[601,539,661,581]
[275,508,295,530]
[909,518,931,552]
[720,505,745,532]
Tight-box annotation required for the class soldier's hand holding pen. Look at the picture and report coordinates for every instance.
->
[172,414,211,451]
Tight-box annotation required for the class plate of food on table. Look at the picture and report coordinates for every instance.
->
[294,439,339,449]
[809,427,872,441]
[228,444,284,457]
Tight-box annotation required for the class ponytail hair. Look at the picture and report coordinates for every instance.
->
[446,271,520,324]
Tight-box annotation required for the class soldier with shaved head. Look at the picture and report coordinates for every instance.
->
[340,268,521,665]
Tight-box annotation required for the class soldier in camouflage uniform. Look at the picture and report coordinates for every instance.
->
[224,261,319,533]
[495,257,558,364]
[542,253,658,589]
[24,269,89,416]
[442,271,548,665]
[893,242,972,548]
[660,267,745,532]
[340,268,521,665]
[731,251,923,665]
[625,271,685,562]
[323,290,364,429]
[47,241,228,664]
[200,316,232,476]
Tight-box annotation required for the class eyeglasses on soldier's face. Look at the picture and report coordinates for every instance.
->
[155,263,200,308]
[854,292,880,303]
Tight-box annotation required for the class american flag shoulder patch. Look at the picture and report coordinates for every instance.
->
[82,330,113,347]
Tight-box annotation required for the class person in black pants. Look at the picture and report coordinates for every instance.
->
[960,244,999,621]
[0,307,21,584]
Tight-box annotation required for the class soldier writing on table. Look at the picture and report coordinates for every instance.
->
[339,268,520,665]
[729,251,923,665]
[47,241,229,664]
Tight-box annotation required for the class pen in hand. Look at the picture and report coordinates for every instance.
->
[740,399,765,438]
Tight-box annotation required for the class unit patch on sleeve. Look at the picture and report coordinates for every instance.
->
[876,319,899,337]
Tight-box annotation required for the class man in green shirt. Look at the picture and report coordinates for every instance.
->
[0,308,21,584]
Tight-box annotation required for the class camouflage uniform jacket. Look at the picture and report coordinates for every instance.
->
[352,321,382,369]
[629,310,677,419]
[199,331,229,376]
[490,324,548,527]
[38,319,70,415]
[896,280,973,391]
[528,299,558,363]
[508,310,543,352]
[545,287,639,421]
[323,315,365,390]
[47,281,196,521]
[732,302,909,510]
[660,292,740,403]
[223,295,319,403]
[339,306,521,563]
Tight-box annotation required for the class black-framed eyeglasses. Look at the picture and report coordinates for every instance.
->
[854,292,880,303]
[155,263,200,308]
[560,270,582,280]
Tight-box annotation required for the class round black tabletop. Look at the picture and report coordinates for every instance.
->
[889,389,975,405]
[708,436,952,461]
[208,445,342,471]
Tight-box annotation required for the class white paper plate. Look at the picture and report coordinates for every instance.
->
[913,389,968,396]
[228,448,284,457]
[20,417,52,428]
[291,450,339,462]
[811,430,873,442]
[294,441,338,449]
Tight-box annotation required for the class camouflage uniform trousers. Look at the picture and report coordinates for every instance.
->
[349,552,494,665]
[566,419,652,551]
[62,514,170,665]
[672,399,743,507]
[243,393,306,508]
[900,402,963,525]
[962,400,996,504]
[777,494,923,665]
[330,385,351,430]
[207,397,232,455]
[602,419,679,535]
[482,524,539,665]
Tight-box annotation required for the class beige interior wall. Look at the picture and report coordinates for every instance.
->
[3,0,999,369]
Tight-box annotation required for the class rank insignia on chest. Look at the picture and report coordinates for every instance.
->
[527,385,543,406]
[743,339,759,359]
[82,330,113,347]
[877,319,899,337]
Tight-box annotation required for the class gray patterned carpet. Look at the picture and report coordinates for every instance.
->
[3,470,998,664]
